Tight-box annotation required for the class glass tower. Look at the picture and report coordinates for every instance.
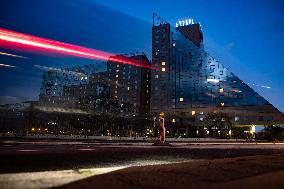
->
[151,13,284,127]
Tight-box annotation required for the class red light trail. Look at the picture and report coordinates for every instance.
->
[0,28,156,69]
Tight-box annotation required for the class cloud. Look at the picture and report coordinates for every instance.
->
[226,42,235,50]
[34,64,86,77]
[0,96,37,105]
[0,96,19,104]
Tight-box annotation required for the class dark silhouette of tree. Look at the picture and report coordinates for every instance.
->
[204,112,232,138]
[256,126,284,141]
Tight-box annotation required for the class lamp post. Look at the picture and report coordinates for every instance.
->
[159,112,166,143]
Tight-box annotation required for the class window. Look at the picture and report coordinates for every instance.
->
[162,68,166,72]
[219,88,224,93]
[172,118,176,123]
[192,111,196,116]
[127,87,130,91]
[115,75,118,78]
[161,61,166,66]
[155,74,159,79]
[179,97,184,102]
[220,102,225,107]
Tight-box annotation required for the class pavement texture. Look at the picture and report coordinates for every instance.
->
[57,154,284,189]
[1,139,284,189]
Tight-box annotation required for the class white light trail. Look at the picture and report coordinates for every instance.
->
[0,63,16,68]
[0,51,27,59]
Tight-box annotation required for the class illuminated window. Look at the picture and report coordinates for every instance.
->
[220,102,225,107]
[115,75,118,78]
[115,91,117,94]
[219,88,224,93]
[192,111,196,116]
[116,65,119,68]
[162,68,166,72]
[85,76,87,80]
[127,87,130,91]
[155,75,159,78]
[173,43,176,47]
[172,118,176,123]
[116,70,119,72]
[179,97,184,102]
[161,61,166,66]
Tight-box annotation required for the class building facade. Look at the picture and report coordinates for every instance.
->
[38,52,151,118]
[151,13,284,137]
[90,53,151,116]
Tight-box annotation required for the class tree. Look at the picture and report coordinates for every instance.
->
[256,126,284,141]
[204,112,232,138]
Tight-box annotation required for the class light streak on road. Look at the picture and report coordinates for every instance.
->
[0,51,27,59]
[0,28,157,70]
[0,63,16,68]
[0,159,185,189]
[0,166,127,189]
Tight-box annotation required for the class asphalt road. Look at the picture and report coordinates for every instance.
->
[0,139,284,189]
[1,139,284,173]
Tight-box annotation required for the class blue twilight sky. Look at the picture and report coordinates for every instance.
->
[0,0,284,112]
